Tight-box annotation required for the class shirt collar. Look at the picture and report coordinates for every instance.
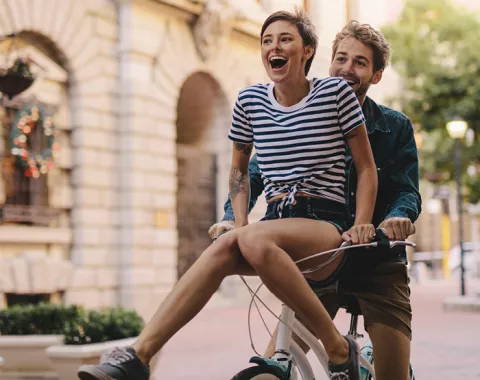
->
[362,96,390,135]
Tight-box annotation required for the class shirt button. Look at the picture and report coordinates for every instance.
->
[351,214,355,218]
[351,192,354,196]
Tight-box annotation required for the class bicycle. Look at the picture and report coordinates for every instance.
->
[224,230,416,380]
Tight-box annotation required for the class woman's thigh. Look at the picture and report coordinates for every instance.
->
[239,218,343,280]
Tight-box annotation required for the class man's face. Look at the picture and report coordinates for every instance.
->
[329,37,382,99]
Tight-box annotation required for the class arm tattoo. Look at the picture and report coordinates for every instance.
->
[229,167,247,202]
[234,142,253,156]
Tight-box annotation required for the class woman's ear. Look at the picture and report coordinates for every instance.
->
[304,46,314,60]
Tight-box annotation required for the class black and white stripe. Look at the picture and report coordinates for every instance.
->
[229,77,365,206]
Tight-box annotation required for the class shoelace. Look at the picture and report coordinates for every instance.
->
[100,347,135,365]
[329,369,350,380]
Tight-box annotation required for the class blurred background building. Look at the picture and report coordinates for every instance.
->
[0,0,478,320]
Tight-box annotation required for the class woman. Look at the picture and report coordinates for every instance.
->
[228,8,377,379]
[77,8,376,380]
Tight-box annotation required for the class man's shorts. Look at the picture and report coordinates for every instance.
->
[307,251,412,340]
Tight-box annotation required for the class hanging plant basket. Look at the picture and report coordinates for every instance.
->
[0,68,35,100]
[0,34,36,99]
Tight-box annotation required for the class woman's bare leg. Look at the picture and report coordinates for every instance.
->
[133,232,255,365]
[237,219,349,364]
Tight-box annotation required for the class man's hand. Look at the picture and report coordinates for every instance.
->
[378,217,415,240]
[208,220,234,240]
[342,224,375,244]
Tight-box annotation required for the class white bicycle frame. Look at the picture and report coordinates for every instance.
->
[266,239,416,380]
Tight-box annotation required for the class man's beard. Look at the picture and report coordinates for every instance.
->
[354,83,370,99]
[354,73,375,99]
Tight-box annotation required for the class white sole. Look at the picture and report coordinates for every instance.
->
[78,365,116,380]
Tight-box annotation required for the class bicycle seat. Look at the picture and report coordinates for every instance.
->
[339,294,362,316]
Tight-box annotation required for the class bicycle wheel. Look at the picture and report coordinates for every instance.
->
[231,365,286,380]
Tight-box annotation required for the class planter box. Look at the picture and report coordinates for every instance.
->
[0,335,64,379]
[47,337,137,380]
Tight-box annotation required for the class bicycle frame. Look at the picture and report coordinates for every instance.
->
[272,305,374,380]
[267,239,416,380]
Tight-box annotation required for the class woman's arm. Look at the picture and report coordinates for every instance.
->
[230,142,253,228]
[345,123,378,242]
[222,154,264,222]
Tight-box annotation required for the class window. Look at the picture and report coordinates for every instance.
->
[0,36,69,228]
[1,102,55,225]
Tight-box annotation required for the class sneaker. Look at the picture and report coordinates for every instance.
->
[328,336,360,380]
[77,346,150,380]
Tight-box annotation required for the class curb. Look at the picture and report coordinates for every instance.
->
[443,295,480,313]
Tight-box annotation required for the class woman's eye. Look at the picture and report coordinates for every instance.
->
[336,57,345,62]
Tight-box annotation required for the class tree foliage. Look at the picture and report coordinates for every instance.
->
[381,0,480,203]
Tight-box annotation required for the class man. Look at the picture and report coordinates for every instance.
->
[211,21,421,380]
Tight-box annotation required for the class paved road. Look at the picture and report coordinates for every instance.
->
[152,278,480,379]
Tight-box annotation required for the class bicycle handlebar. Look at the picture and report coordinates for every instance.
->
[213,226,416,273]
[295,236,416,270]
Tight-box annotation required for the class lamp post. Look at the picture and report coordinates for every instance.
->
[446,117,468,296]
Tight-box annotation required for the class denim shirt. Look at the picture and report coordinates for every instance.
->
[222,97,422,230]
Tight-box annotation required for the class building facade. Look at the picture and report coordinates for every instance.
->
[0,0,412,319]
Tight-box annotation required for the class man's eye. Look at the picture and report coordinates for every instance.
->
[356,61,366,66]
[263,39,271,44]
[336,57,345,62]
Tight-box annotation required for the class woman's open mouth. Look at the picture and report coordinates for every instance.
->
[269,56,288,72]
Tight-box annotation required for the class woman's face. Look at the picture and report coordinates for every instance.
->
[261,20,311,83]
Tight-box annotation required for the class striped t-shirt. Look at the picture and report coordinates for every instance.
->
[228,77,366,209]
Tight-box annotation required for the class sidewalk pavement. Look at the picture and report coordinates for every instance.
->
[152,277,480,380]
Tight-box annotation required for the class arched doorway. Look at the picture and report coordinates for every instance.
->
[176,72,230,279]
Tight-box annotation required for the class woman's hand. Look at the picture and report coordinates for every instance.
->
[342,224,375,244]
[208,220,234,239]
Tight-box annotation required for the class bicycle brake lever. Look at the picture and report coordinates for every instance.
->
[390,241,416,248]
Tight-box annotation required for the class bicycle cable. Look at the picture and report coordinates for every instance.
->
[241,275,306,379]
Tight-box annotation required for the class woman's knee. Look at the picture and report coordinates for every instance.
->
[237,227,274,269]
[202,232,241,273]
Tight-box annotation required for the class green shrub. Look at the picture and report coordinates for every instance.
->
[0,303,81,335]
[63,308,144,345]
[0,303,144,345]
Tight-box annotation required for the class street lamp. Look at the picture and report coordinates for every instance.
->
[446,117,468,296]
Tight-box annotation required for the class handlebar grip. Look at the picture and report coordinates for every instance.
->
[374,228,416,249]
[373,228,391,249]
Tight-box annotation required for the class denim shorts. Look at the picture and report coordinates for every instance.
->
[261,196,349,233]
